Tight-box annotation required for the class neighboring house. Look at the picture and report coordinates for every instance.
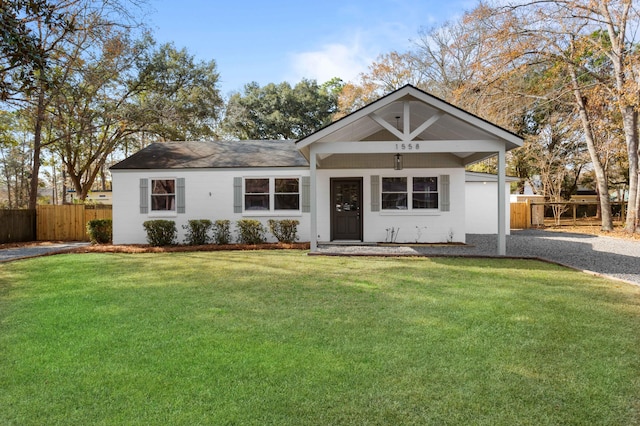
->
[111,85,523,254]
[68,189,113,204]
[570,188,598,203]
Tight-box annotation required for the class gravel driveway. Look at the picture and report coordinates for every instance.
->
[317,229,640,286]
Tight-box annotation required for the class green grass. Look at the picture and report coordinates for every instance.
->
[1,251,639,425]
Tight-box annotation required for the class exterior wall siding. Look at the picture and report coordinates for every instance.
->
[113,167,500,245]
[315,168,466,244]
[113,168,310,245]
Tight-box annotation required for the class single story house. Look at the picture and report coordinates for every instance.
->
[68,189,113,204]
[111,85,523,254]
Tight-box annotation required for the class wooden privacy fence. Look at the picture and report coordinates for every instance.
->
[36,205,112,241]
[509,200,629,229]
[510,202,531,229]
[0,209,36,243]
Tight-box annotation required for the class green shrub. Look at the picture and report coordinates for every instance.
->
[267,219,299,243]
[212,219,232,245]
[143,220,177,246]
[86,219,112,244]
[183,219,212,245]
[235,219,266,245]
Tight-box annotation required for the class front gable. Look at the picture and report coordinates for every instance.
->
[296,85,523,168]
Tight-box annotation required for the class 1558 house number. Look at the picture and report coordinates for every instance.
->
[395,143,420,150]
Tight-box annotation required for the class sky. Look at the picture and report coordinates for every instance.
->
[149,0,477,97]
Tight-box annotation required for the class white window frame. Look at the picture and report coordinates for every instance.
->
[244,177,270,211]
[274,177,301,211]
[380,176,439,214]
[149,178,177,216]
[381,177,408,210]
[412,176,439,210]
[243,176,302,216]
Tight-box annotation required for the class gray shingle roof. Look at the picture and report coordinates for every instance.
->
[110,140,309,170]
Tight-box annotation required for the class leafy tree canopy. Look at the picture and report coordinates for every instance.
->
[222,78,342,140]
[132,42,223,141]
[0,0,76,100]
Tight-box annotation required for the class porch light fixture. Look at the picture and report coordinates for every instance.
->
[394,153,403,170]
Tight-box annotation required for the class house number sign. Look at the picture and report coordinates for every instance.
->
[395,143,421,150]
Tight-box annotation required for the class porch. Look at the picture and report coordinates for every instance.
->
[296,85,523,255]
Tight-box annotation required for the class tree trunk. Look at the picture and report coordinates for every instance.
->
[28,87,46,210]
[62,169,67,204]
[598,0,637,232]
[635,170,640,230]
[1,152,12,208]
[5,174,12,209]
[621,107,639,232]
[100,165,107,191]
[569,66,613,231]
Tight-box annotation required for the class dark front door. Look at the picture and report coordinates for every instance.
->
[331,178,363,241]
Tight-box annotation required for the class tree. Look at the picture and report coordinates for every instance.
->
[131,42,223,141]
[590,0,640,232]
[1,0,152,209]
[0,0,76,100]
[482,0,640,232]
[337,51,426,118]
[47,36,223,201]
[222,79,339,140]
[414,18,489,104]
[457,1,635,231]
[46,31,149,201]
[1,0,149,209]
[0,110,31,207]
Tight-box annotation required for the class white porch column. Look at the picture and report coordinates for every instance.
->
[310,146,318,252]
[497,147,506,255]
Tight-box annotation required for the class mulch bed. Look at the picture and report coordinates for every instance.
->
[70,242,310,254]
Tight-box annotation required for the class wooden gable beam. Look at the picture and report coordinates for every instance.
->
[369,112,404,140]
[404,101,410,139]
[370,101,445,142]
[410,111,444,140]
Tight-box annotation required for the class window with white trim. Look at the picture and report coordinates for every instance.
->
[381,176,438,210]
[151,179,176,211]
[245,178,270,210]
[243,177,300,212]
[381,177,407,210]
[274,178,300,210]
[412,177,438,209]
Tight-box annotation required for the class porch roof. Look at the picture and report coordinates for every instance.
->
[296,85,524,166]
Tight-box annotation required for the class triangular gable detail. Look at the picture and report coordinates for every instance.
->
[295,85,523,151]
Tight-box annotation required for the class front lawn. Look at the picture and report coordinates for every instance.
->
[1,251,639,425]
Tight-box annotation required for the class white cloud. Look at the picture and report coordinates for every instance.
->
[287,40,373,85]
